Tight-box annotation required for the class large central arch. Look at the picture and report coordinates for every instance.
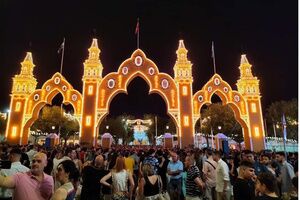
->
[96,49,179,138]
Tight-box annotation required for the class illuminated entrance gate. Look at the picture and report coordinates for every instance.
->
[6,39,266,151]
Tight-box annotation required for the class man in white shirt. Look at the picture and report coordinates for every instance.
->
[213,150,231,200]
[203,148,217,200]
[0,147,30,200]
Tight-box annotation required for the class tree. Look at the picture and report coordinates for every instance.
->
[200,103,243,146]
[31,105,79,144]
[266,98,298,140]
[60,118,79,145]
[0,115,7,135]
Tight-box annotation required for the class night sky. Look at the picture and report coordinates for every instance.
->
[0,0,298,118]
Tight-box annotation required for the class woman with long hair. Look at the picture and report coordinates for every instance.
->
[51,160,80,200]
[100,155,135,200]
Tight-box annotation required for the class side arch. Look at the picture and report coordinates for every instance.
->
[21,73,83,144]
[192,74,251,149]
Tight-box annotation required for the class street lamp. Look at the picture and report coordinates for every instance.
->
[106,125,109,130]
[218,126,222,130]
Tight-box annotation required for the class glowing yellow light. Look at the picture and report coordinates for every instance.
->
[88,85,93,95]
[86,116,91,126]
[184,116,189,126]
[182,86,188,96]
[12,126,17,137]
[251,103,257,113]
[254,127,259,137]
[15,102,21,112]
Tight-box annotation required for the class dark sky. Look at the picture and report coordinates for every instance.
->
[0,0,298,117]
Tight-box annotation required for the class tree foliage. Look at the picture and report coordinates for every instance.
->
[0,115,7,135]
[200,103,243,145]
[31,105,79,143]
[266,98,298,139]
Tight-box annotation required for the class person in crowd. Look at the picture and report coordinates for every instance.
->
[20,147,30,168]
[51,160,80,200]
[142,149,159,175]
[244,150,268,175]
[124,151,135,175]
[81,155,110,200]
[100,155,135,200]
[0,152,54,200]
[202,148,217,200]
[167,152,184,200]
[0,147,30,200]
[52,149,71,190]
[261,154,276,176]
[185,155,205,200]
[70,149,82,173]
[275,151,295,195]
[213,150,231,200]
[157,150,169,192]
[137,163,160,199]
[255,172,280,200]
[26,144,38,166]
[233,160,256,200]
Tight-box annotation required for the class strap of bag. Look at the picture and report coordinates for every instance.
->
[205,160,216,170]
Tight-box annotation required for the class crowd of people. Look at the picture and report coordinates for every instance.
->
[0,143,297,200]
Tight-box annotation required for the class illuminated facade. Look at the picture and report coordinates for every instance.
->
[6,39,265,151]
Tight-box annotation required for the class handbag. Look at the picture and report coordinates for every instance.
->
[157,175,170,200]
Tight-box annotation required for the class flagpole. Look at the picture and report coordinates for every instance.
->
[60,37,65,74]
[136,18,140,49]
[212,41,216,74]
[282,114,287,160]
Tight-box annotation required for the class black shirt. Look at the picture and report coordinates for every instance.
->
[233,178,255,200]
[80,165,110,200]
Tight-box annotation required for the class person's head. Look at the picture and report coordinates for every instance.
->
[206,148,213,157]
[148,149,155,156]
[255,172,278,194]
[171,152,179,162]
[239,160,255,180]
[243,150,255,163]
[261,154,271,166]
[275,152,285,163]
[70,150,78,160]
[9,147,22,162]
[184,155,194,168]
[94,155,104,168]
[142,163,154,177]
[56,160,80,185]
[212,150,222,162]
[31,152,47,175]
[114,156,126,172]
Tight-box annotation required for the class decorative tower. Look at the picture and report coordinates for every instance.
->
[237,54,265,151]
[173,40,194,148]
[6,52,37,144]
[80,38,103,146]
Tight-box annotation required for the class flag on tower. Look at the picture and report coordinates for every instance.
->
[57,40,65,54]
[135,19,140,35]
